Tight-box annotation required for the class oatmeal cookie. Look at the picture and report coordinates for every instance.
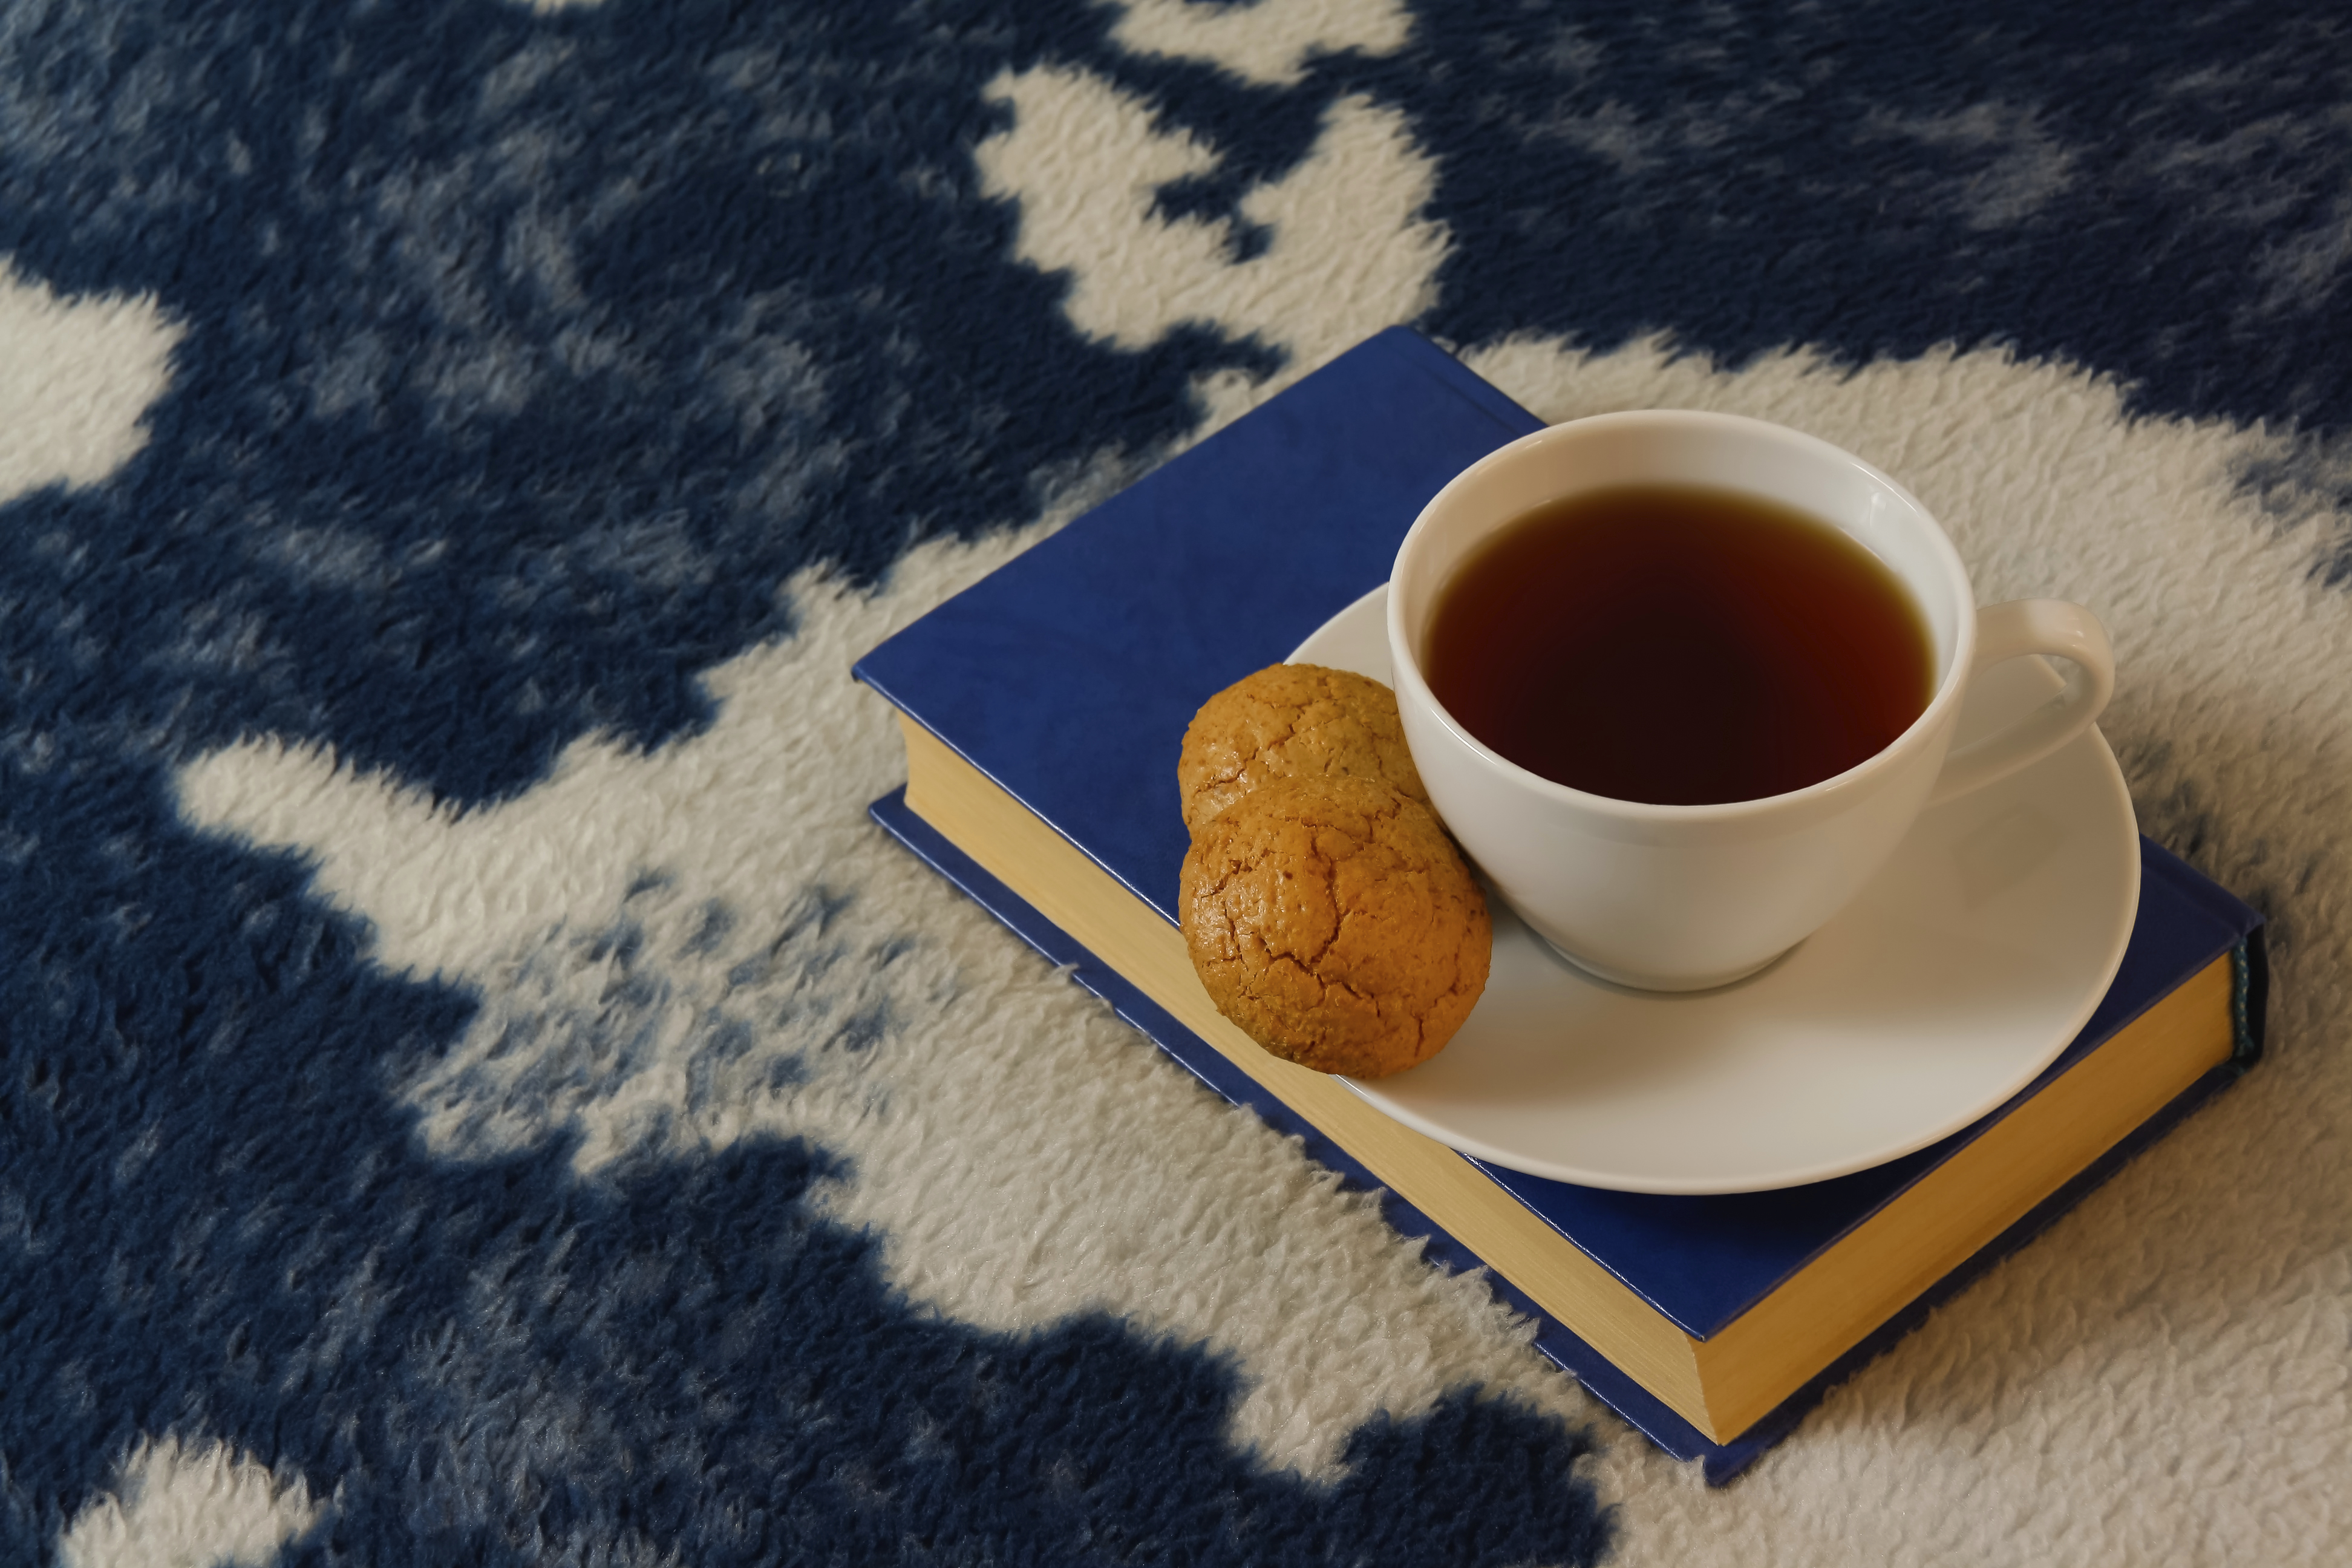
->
[1177,663,1429,836]
[1179,774,1489,1078]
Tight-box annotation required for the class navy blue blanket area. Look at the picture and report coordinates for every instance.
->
[4,1,2340,1563]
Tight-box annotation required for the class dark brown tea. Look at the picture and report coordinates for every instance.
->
[1424,485,1935,806]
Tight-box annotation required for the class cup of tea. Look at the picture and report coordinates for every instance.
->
[1387,410,2114,991]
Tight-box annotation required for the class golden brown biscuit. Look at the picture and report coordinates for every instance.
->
[1180,774,1490,1078]
[1176,663,1429,837]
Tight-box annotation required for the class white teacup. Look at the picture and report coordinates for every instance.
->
[1388,411,2114,992]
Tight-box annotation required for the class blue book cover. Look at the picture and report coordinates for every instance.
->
[857,328,1540,918]
[854,328,2269,1482]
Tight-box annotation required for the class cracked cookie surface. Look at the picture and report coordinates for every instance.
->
[1177,663,1429,836]
[1180,774,1490,1078]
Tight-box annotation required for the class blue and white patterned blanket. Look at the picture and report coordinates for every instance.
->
[6,2,2347,1563]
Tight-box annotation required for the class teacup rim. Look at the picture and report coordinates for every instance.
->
[1386,408,1979,824]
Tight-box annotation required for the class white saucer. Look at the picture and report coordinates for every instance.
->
[1290,584,2141,1194]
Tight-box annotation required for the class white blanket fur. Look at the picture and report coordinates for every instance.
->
[21,2,2347,1561]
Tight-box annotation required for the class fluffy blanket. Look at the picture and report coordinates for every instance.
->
[5,2,2345,1563]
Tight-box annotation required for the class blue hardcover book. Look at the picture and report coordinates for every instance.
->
[854,329,2268,1484]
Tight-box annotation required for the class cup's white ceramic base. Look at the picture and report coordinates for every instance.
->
[1290,584,2141,1194]
[1541,938,1792,995]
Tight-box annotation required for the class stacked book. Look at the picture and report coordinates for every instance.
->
[855,329,2267,1483]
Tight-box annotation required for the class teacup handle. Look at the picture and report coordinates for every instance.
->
[1929,599,2115,805]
